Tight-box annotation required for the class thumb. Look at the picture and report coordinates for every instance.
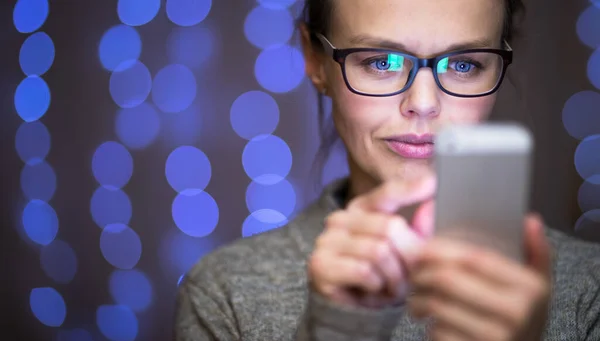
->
[524,213,552,278]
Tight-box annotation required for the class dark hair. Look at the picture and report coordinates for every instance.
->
[302,0,526,188]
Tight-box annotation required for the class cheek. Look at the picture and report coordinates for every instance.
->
[445,95,497,123]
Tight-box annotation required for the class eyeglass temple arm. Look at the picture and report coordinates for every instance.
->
[314,33,335,57]
[503,40,513,51]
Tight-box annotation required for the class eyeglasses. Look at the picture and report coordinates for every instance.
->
[314,33,513,98]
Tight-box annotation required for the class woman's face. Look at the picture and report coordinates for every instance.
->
[304,0,506,190]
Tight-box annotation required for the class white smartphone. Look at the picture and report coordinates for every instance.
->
[433,123,534,263]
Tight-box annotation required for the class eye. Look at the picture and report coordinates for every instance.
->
[453,61,473,73]
[367,54,404,71]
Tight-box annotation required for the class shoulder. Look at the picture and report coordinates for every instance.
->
[547,227,600,288]
[186,200,328,285]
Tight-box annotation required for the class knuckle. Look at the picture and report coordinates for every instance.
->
[370,240,391,264]
[324,210,346,229]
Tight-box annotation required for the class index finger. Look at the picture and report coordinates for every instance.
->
[347,174,437,214]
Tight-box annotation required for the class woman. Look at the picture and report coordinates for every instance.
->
[175,0,600,340]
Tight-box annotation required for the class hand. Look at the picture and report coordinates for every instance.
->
[308,176,436,308]
[407,214,552,341]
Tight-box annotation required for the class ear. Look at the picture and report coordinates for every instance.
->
[300,23,329,95]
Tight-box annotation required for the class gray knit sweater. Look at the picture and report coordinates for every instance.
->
[175,179,600,340]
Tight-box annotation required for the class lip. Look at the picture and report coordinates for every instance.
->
[384,134,435,159]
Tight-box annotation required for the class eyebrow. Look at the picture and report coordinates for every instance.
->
[348,34,496,54]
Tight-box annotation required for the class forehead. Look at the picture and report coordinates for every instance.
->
[330,0,505,54]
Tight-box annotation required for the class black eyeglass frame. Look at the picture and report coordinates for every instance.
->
[314,33,514,98]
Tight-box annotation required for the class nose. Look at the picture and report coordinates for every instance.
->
[399,68,441,118]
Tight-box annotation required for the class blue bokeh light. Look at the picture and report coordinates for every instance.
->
[98,25,142,71]
[92,141,133,189]
[172,191,219,237]
[574,209,600,231]
[246,179,296,218]
[242,134,292,183]
[40,239,78,284]
[109,269,153,312]
[56,329,94,341]
[322,142,350,186]
[13,0,49,33]
[230,91,279,140]
[242,209,288,237]
[161,101,202,146]
[152,64,197,113]
[30,287,66,327]
[244,6,294,50]
[562,90,600,139]
[159,229,217,279]
[90,186,132,229]
[22,199,58,245]
[19,32,55,76]
[167,26,215,69]
[116,102,161,149]
[588,48,600,90]
[117,0,161,26]
[21,161,56,202]
[575,134,600,180]
[255,44,305,93]
[15,76,51,122]
[109,60,152,109]
[15,121,51,165]
[96,305,138,341]
[577,5,600,50]
[257,0,297,10]
[165,146,212,193]
[166,0,212,27]
[100,224,142,269]
[579,175,600,212]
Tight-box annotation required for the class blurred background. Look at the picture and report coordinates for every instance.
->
[1,0,599,340]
